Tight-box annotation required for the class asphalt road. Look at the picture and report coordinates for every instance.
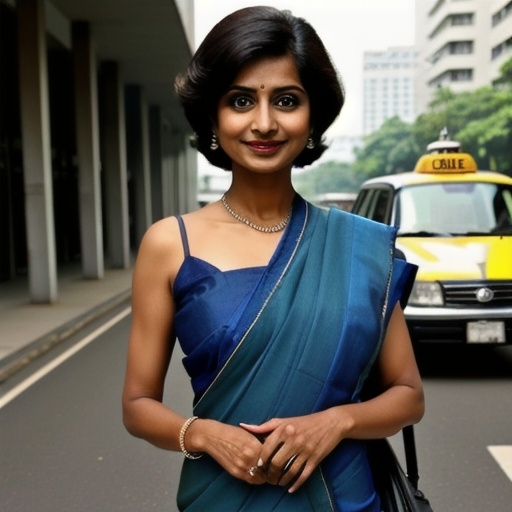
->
[0,306,192,512]
[408,343,512,511]
[1,307,512,511]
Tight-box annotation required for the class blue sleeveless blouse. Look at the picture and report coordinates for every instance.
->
[172,216,266,398]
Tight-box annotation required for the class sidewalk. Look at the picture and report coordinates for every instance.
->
[0,264,133,382]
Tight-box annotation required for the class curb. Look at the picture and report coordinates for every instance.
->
[0,290,131,383]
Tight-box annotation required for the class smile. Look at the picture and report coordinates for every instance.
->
[245,141,285,154]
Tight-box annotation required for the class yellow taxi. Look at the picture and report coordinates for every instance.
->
[352,135,512,345]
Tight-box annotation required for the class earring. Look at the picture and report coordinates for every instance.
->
[306,137,315,150]
[210,134,219,151]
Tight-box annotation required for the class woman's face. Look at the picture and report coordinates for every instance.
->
[216,54,310,176]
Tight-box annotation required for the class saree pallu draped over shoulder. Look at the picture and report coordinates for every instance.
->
[177,197,417,512]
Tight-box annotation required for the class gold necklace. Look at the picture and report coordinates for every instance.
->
[221,194,291,233]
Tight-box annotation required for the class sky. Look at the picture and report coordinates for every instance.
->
[193,0,416,138]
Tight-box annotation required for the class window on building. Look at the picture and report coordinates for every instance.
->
[451,13,473,26]
[450,41,473,54]
[493,36,512,60]
[492,1,512,27]
[492,45,503,60]
[429,68,473,87]
[451,69,473,81]
[430,40,473,65]
[430,13,473,39]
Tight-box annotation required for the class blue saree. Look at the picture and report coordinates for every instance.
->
[173,196,417,511]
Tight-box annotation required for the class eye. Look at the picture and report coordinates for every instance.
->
[229,94,254,110]
[275,94,300,109]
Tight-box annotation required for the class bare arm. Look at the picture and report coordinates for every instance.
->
[122,220,186,450]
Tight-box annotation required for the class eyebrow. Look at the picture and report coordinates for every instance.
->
[226,85,306,94]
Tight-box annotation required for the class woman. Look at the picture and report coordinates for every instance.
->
[122,6,425,511]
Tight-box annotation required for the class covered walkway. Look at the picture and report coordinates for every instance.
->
[0,0,196,303]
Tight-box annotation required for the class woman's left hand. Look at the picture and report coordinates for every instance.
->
[240,408,347,492]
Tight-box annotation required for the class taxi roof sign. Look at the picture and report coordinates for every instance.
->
[415,132,478,174]
[414,152,478,174]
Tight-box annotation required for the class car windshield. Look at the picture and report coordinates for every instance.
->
[396,182,512,236]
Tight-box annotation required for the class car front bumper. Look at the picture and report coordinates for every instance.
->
[404,305,512,344]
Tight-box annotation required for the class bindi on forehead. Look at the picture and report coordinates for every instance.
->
[260,84,265,90]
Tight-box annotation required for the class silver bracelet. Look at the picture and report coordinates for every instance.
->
[179,416,203,460]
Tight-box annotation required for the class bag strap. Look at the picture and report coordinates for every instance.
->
[402,425,419,490]
[360,348,423,492]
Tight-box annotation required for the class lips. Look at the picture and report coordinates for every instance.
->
[245,140,285,154]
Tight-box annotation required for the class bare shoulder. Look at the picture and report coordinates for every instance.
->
[139,204,219,265]
[138,216,181,254]
[135,216,185,283]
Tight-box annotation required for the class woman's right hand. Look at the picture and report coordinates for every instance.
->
[186,419,267,484]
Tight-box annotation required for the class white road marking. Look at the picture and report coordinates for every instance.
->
[488,446,512,482]
[0,307,131,410]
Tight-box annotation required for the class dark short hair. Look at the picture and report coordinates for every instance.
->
[175,6,345,170]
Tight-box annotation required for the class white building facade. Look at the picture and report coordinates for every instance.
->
[415,0,512,115]
[362,47,418,135]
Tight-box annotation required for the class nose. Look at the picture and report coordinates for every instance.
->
[251,102,277,135]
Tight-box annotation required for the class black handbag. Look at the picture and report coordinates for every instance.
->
[367,425,433,512]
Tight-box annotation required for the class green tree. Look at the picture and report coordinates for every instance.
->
[292,161,360,199]
[457,104,512,172]
[414,87,506,152]
[415,86,512,174]
[352,117,419,180]
[492,55,512,87]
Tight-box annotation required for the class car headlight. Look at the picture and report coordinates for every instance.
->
[408,281,444,306]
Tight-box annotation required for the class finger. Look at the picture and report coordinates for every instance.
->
[245,465,267,485]
[239,424,272,445]
[287,460,312,493]
[260,441,285,475]
[287,459,307,487]
[258,423,297,472]
[239,420,278,435]
[276,454,299,486]
[213,429,268,483]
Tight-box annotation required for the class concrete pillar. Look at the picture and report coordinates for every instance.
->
[177,144,187,213]
[175,132,198,213]
[72,21,104,279]
[125,85,152,247]
[100,61,130,268]
[184,134,198,211]
[149,106,163,222]
[17,0,57,303]
[161,152,175,218]
[161,125,180,217]
[173,153,182,213]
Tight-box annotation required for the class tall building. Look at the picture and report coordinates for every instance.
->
[362,47,418,135]
[490,0,512,79]
[415,0,512,115]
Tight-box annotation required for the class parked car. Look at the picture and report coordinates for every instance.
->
[351,136,512,345]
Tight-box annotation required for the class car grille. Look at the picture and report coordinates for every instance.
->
[442,281,512,307]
